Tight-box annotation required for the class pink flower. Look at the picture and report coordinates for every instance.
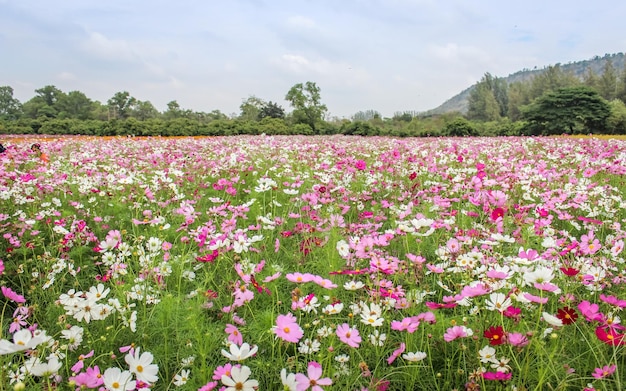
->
[523,293,549,304]
[355,160,367,170]
[506,332,529,347]
[273,313,304,343]
[387,343,405,365]
[1,286,26,303]
[71,350,95,373]
[578,301,603,322]
[336,323,361,348]
[391,317,420,333]
[443,326,472,342]
[198,381,219,391]
[592,364,616,379]
[213,363,235,381]
[460,284,490,298]
[286,272,315,283]
[599,294,626,309]
[295,361,332,391]
[70,365,104,388]
[225,324,243,346]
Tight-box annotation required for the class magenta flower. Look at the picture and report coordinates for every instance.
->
[273,313,304,343]
[295,361,332,391]
[482,371,512,381]
[336,323,361,348]
[225,324,243,346]
[592,364,616,379]
[1,286,26,303]
[387,342,406,365]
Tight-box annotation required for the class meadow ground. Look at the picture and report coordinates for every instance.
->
[0,135,625,391]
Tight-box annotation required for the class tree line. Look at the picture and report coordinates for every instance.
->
[2,59,626,137]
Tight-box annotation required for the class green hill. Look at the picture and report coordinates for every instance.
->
[423,52,626,115]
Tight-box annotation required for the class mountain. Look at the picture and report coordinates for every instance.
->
[423,52,626,116]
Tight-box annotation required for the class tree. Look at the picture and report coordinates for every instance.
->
[0,86,23,120]
[239,96,266,121]
[258,101,285,119]
[107,91,136,119]
[22,85,64,118]
[443,117,478,137]
[528,65,579,100]
[56,90,93,120]
[285,81,327,133]
[598,60,618,101]
[130,100,159,120]
[467,73,507,121]
[522,86,611,135]
[353,109,381,121]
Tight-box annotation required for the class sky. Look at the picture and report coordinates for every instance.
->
[1,0,626,119]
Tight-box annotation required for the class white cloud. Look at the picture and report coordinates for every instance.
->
[286,15,317,30]
[82,31,137,62]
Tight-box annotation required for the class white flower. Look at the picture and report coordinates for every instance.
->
[368,330,387,347]
[280,368,298,391]
[221,342,258,361]
[402,351,427,362]
[30,357,62,377]
[542,312,564,327]
[125,347,159,384]
[173,369,190,386]
[0,329,47,355]
[298,338,321,354]
[343,280,365,290]
[336,240,350,257]
[103,367,136,391]
[478,345,498,364]
[60,325,84,350]
[484,292,512,313]
[85,283,111,302]
[222,365,258,391]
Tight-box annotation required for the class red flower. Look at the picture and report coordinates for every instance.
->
[491,207,505,221]
[595,327,626,346]
[483,325,505,346]
[556,306,578,325]
[559,267,579,277]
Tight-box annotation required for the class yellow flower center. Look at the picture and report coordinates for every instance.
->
[137,365,144,373]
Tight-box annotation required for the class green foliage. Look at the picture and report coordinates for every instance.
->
[340,121,381,136]
[258,101,285,120]
[607,99,626,134]
[107,91,136,119]
[0,86,23,120]
[285,81,327,134]
[522,86,611,135]
[443,117,478,136]
[467,73,508,121]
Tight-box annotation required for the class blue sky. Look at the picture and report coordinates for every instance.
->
[1,0,625,118]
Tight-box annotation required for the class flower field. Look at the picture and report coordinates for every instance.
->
[1,135,625,390]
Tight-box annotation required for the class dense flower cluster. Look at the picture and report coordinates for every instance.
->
[0,135,625,389]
